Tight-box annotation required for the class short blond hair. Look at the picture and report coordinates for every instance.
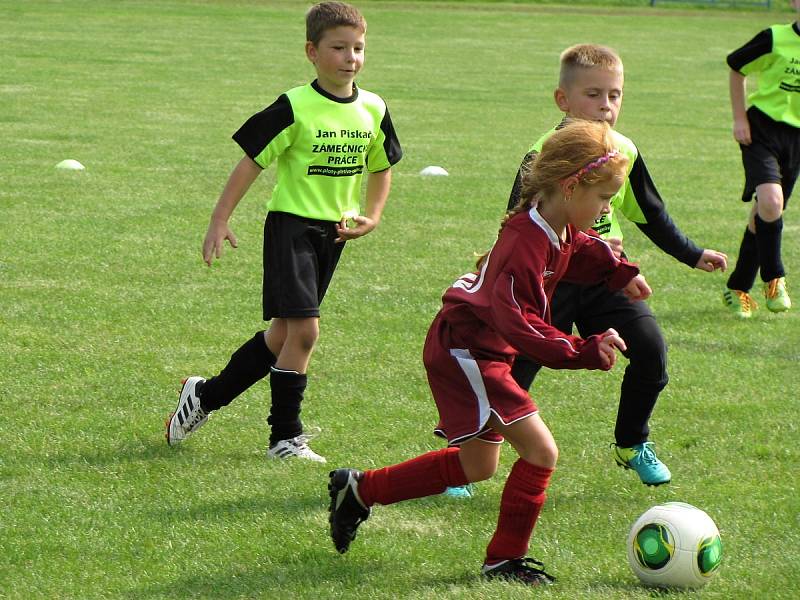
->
[477,120,628,269]
[306,2,366,45]
[559,44,623,88]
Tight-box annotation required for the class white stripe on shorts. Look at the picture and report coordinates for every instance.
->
[450,348,491,431]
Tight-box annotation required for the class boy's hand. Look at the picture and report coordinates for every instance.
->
[622,274,652,301]
[607,236,624,259]
[335,214,376,242]
[202,218,238,266]
[598,328,627,369]
[733,117,751,145]
[695,249,728,272]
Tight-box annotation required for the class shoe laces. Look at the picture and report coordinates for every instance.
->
[185,407,207,431]
[637,442,659,465]
[765,278,786,300]
[501,558,555,583]
[734,290,757,311]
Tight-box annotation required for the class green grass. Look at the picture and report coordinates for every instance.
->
[2,1,799,598]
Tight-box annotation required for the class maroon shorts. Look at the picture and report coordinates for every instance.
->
[423,314,538,445]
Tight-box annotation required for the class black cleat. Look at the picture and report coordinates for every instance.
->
[328,468,370,553]
[482,557,556,586]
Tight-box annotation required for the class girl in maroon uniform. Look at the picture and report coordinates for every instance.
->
[327,120,651,586]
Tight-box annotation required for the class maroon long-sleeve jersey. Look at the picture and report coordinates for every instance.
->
[438,207,640,370]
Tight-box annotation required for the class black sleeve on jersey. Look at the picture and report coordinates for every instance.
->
[727,28,772,72]
[507,151,536,211]
[629,154,704,268]
[380,106,403,167]
[231,94,294,166]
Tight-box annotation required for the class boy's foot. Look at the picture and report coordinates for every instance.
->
[482,557,555,586]
[165,376,208,446]
[722,288,757,318]
[267,434,326,463]
[328,468,370,553]
[443,484,475,498]
[613,442,671,487]
[764,277,791,312]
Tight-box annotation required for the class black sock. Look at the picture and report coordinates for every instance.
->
[755,214,785,282]
[268,367,307,445]
[726,227,759,292]
[200,331,276,412]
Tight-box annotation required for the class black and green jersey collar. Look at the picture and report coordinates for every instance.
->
[311,79,359,103]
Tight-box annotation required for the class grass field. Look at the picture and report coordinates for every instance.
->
[2,1,799,598]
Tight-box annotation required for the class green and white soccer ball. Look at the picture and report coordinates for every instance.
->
[627,502,722,589]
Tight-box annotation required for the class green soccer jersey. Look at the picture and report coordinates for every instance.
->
[507,120,702,268]
[529,126,644,240]
[727,22,800,128]
[234,80,402,221]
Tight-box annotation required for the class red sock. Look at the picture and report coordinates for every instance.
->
[358,447,469,507]
[485,459,554,565]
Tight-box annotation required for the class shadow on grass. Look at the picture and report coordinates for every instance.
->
[125,552,480,600]
[38,435,273,470]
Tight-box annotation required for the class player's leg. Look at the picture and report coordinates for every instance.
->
[574,286,670,486]
[755,183,791,312]
[165,328,281,446]
[327,440,492,553]
[264,212,345,461]
[724,203,760,318]
[444,282,576,498]
[266,316,325,462]
[482,413,556,586]
[726,109,792,315]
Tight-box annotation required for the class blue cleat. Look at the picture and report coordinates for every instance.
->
[613,442,671,487]
[443,484,475,498]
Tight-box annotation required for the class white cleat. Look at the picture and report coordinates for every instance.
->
[166,376,208,446]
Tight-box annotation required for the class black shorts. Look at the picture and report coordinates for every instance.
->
[549,280,655,338]
[262,211,344,320]
[740,106,800,207]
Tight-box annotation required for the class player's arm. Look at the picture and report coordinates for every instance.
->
[730,70,751,145]
[203,156,261,266]
[335,168,392,242]
[490,267,617,371]
[625,154,706,268]
[203,93,295,266]
[726,28,772,146]
[563,232,644,292]
[337,105,402,242]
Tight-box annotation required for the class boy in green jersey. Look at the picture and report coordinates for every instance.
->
[444,44,726,496]
[723,0,800,317]
[165,2,402,461]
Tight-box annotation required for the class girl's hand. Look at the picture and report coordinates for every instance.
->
[623,274,652,301]
[335,214,376,242]
[202,218,238,266]
[598,328,627,369]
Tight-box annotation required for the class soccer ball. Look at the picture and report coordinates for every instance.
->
[627,502,722,589]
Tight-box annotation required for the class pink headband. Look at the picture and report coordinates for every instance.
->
[570,149,621,180]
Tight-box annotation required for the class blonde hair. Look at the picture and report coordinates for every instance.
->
[476,120,628,269]
[306,2,366,45]
[559,43,623,89]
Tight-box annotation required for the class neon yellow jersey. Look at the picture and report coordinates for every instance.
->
[728,23,800,128]
[234,81,402,221]
[530,126,643,240]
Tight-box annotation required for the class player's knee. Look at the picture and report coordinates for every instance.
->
[459,453,498,482]
[521,440,558,469]
[472,462,498,482]
[756,190,785,220]
[289,321,319,352]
